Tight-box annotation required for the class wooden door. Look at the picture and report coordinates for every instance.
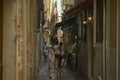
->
[0,0,3,80]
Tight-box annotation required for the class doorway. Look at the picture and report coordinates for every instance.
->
[0,0,3,80]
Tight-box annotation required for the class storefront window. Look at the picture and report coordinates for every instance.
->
[96,0,103,42]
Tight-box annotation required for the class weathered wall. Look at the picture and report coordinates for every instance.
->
[30,0,38,79]
[0,0,3,80]
[22,0,38,80]
[92,0,104,79]
[109,0,120,80]
[78,43,88,79]
[3,0,16,80]
[109,0,117,80]
[109,49,116,80]
[93,47,103,80]
[25,0,31,80]
[110,0,117,48]
[93,0,117,80]
[3,0,39,80]
[118,0,120,80]
[16,0,24,80]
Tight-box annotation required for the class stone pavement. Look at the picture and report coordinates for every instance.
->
[36,61,86,80]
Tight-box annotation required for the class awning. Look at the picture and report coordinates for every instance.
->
[64,0,93,18]
[55,16,75,29]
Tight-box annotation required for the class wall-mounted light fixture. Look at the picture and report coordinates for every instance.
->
[83,20,87,24]
[82,16,92,25]
[75,35,77,39]
[88,16,92,21]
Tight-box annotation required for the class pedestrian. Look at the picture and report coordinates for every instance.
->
[58,42,63,68]
[48,46,55,69]
[61,50,67,67]
[43,47,48,62]
[54,40,59,69]
[54,42,63,68]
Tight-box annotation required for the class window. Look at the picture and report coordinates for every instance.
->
[96,0,103,42]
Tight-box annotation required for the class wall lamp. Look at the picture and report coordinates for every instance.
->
[82,16,92,25]
[88,16,92,21]
[83,20,87,24]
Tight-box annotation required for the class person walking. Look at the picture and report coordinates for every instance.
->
[43,42,48,62]
[48,46,55,69]
[54,40,59,69]
[43,47,48,62]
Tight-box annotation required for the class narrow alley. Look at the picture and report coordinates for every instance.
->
[36,59,85,80]
[0,0,120,80]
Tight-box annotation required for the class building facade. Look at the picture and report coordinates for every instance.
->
[54,0,120,80]
[0,0,43,80]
